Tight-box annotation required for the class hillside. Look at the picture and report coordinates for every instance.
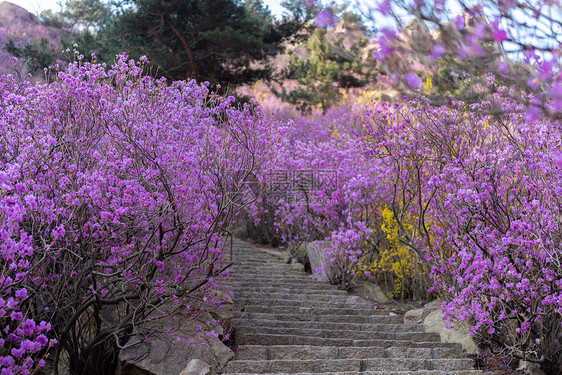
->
[0,1,67,76]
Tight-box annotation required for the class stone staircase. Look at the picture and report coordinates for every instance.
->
[225,239,481,375]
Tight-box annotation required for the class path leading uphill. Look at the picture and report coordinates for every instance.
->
[224,239,481,375]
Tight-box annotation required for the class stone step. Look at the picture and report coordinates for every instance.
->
[233,312,403,324]
[230,281,335,288]
[224,240,480,375]
[231,274,306,280]
[230,264,298,269]
[363,372,481,375]
[230,277,317,283]
[230,268,304,274]
[234,319,424,333]
[238,334,452,348]
[225,358,475,373]
[232,265,289,268]
[235,345,463,360]
[232,260,289,263]
[230,275,305,280]
[234,298,371,310]
[235,345,384,360]
[235,328,440,343]
[230,288,349,296]
[231,263,288,268]
[228,269,307,275]
[230,282,337,290]
[233,292,363,303]
[231,262,286,267]
[226,372,481,375]
[238,305,383,316]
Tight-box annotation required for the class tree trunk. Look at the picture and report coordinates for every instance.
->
[164,18,199,80]
[211,53,218,84]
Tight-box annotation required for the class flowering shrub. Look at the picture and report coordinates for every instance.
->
[1,163,55,374]
[248,73,562,373]
[356,206,426,299]
[361,78,562,373]
[0,54,278,374]
[245,94,427,296]
[2,28,561,372]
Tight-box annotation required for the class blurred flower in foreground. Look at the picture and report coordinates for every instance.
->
[406,73,421,88]
[429,44,445,62]
[525,106,541,122]
[553,150,562,168]
[316,9,338,28]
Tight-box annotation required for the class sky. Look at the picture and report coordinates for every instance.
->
[5,0,287,18]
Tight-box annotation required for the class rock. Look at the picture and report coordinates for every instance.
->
[431,22,463,54]
[306,241,331,279]
[423,309,479,353]
[204,289,234,335]
[328,15,368,52]
[231,225,247,240]
[289,261,305,272]
[421,299,442,321]
[517,360,546,375]
[180,359,211,375]
[349,280,391,304]
[293,242,308,260]
[286,242,310,272]
[118,315,234,375]
[403,308,423,324]
[371,90,401,103]
[398,19,434,53]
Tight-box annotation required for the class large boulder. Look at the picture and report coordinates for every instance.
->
[398,19,434,54]
[349,280,391,304]
[431,23,463,54]
[180,359,211,375]
[306,241,331,279]
[422,302,479,353]
[370,89,401,103]
[118,323,234,375]
[403,308,424,324]
[118,293,235,375]
[328,15,368,51]
[404,300,479,353]
[517,360,546,375]
[205,288,234,336]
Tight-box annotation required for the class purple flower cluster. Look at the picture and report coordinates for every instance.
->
[0,53,279,373]
[0,176,54,374]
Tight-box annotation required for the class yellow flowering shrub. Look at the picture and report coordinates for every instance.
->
[355,206,432,300]
[425,71,432,95]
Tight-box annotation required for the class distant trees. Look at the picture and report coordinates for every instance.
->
[278,12,377,111]
[40,0,110,32]
[115,0,304,84]
[37,0,307,87]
